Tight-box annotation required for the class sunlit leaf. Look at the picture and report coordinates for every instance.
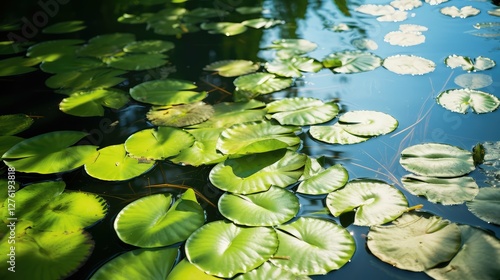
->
[233,73,293,99]
[309,123,371,145]
[266,39,318,54]
[130,79,207,106]
[123,40,174,54]
[323,51,382,73]
[437,88,500,114]
[267,97,339,125]
[338,110,398,137]
[0,56,41,76]
[200,22,247,36]
[77,33,136,57]
[45,68,126,91]
[203,60,260,77]
[0,114,33,136]
[440,6,480,18]
[466,187,500,225]
[125,127,194,160]
[169,128,227,166]
[383,54,436,75]
[166,259,221,280]
[42,20,86,34]
[59,89,129,117]
[0,136,23,156]
[27,39,84,61]
[146,102,214,127]
[117,13,154,24]
[241,18,284,29]
[189,100,266,129]
[265,56,323,77]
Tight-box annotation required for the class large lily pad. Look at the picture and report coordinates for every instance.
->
[146,102,214,127]
[27,39,84,61]
[185,221,279,278]
[200,22,247,36]
[383,55,436,75]
[309,123,371,145]
[45,68,127,91]
[104,53,168,71]
[326,179,408,226]
[266,39,317,55]
[265,56,323,77]
[400,143,475,177]
[59,89,129,117]
[384,30,425,47]
[454,73,493,89]
[130,79,207,106]
[233,73,293,99]
[169,128,227,166]
[297,159,348,195]
[42,20,86,34]
[445,55,495,71]
[0,136,23,158]
[125,127,194,160]
[323,51,382,73]
[188,100,266,129]
[203,60,260,77]
[437,88,500,114]
[0,114,33,136]
[270,217,355,275]
[338,110,398,137]
[40,56,103,74]
[466,187,500,225]
[266,98,339,126]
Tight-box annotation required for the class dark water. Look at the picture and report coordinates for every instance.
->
[1,0,499,279]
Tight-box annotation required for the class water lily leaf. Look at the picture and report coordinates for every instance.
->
[241,18,284,29]
[59,88,129,117]
[327,179,408,226]
[189,100,266,129]
[104,53,168,71]
[233,73,293,99]
[123,40,174,54]
[150,20,199,36]
[209,149,306,194]
[356,4,396,16]
[267,98,339,125]
[437,88,500,114]
[0,114,33,136]
[146,102,214,127]
[384,31,425,46]
[186,7,228,19]
[270,217,355,275]
[125,127,194,160]
[338,110,398,137]
[200,22,247,36]
[90,247,178,280]
[40,56,104,74]
[185,221,279,278]
[118,13,154,24]
[27,39,84,61]
[218,186,300,226]
[130,79,207,106]
[203,60,260,77]
[351,38,378,50]
[0,56,41,76]
[466,187,500,225]
[440,6,480,18]
[166,259,220,280]
[235,261,311,280]
[0,136,23,156]
[400,143,475,177]
[489,8,500,17]
[42,20,86,34]
[216,120,301,155]
[45,68,127,91]
[323,51,382,73]
[0,41,32,55]
[266,39,318,54]
[2,131,98,174]
[390,0,423,10]
[367,213,461,272]
[445,55,495,71]
[84,144,155,181]
[383,55,436,75]
[77,33,136,58]
[309,123,371,145]
[425,225,500,279]
[265,56,323,77]
[114,189,205,248]
[169,128,227,166]
[297,163,348,195]
[402,175,479,205]
[454,73,493,89]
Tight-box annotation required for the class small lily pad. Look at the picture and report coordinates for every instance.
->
[241,18,283,29]
[445,55,495,71]
[297,161,349,195]
[265,56,323,77]
[77,33,136,58]
[40,56,104,74]
[383,55,436,75]
[390,0,422,11]
[309,123,371,145]
[0,56,41,76]
[105,53,168,71]
[266,97,339,126]
[169,128,228,166]
[384,31,425,46]
[123,40,174,54]
[437,88,500,114]
[130,79,207,106]
[233,73,293,99]
[45,68,126,91]
[203,60,260,77]
[189,100,266,129]
[338,110,398,137]
[146,102,214,127]
[323,51,382,73]
[266,39,318,55]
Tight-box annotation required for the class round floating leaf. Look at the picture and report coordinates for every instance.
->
[235,262,311,280]
[233,73,293,98]
[454,73,493,89]
[326,179,408,226]
[146,102,214,127]
[2,131,98,174]
[203,60,259,77]
[466,187,500,225]
[400,143,475,177]
[40,56,104,74]
[437,88,500,114]
[105,53,168,71]
[0,136,23,156]
[42,20,86,34]
[123,40,174,54]
[297,164,348,195]
[125,127,194,160]
[216,120,301,155]
[323,51,382,73]
[351,38,378,50]
[218,186,300,226]
[265,56,323,78]
[209,149,306,194]
[77,33,136,57]
[59,89,129,117]
[425,225,500,279]
[166,259,220,280]
[384,31,425,46]
[0,56,41,76]
[27,39,84,61]
[266,39,318,54]
[200,22,247,36]
[90,247,178,280]
[170,128,227,166]
[0,114,33,136]
[118,13,154,24]
[445,55,495,71]
[185,221,279,278]
[338,110,398,137]
[45,68,127,91]
[270,217,355,275]
[440,6,480,18]
[390,0,422,10]
[84,144,155,181]
[383,55,436,75]
[402,175,479,205]
[236,6,263,14]
[367,213,461,272]
[130,79,207,105]
[241,18,284,29]
[267,98,339,126]
[114,190,205,248]
[189,100,266,129]
[309,123,371,145]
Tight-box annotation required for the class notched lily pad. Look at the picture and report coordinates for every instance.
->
[437,88,500,114]
[445,55,495,72]
[266,97,339,126]
[309,123,371,145]
[130,79,207,106]
[383,55,436,75]
[0,114,33,136]
[233,73,293,100]
[466,187,500,225]
[440,6,480,18]
[323,50,382,73]
[338,110,398,137]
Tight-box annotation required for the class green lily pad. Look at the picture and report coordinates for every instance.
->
[267,98,339,126]
[402,175,479,205]
[309,123,371,145]
[84,144,155,181]
[123,40,174,54]
[241,18,284,29]
[367,213,461,272]
[105,53,168,71]
[0,114,33,136]
[40,56,104,74]
[114,189,205,248]
[338,110,398,137]
[59,89,129,117]
[235,262,311,280]
[218,186,300,226]
[400,143,475,177]
[42,20,86,34]
[169,128,228,166]
[466,187,500,225]
[445,55,495,71]
[326,179,408,226]
[216,120,301,155]
[90,247,178,280]
[130,79,207,106]
[188,100,266,129]
[383,55,436,75]
[440,6,480,18]
[27,39,84,61]
[270,217,355,275]
[323,51,382,73]
[0,41,32,55]
[200,22,248,36]
[166,259,220,280]
[265,56,323,77]
[0,136,23,156]
[297,160,348,195]
[454,73,493,89]
[384,30,426,47]
[2,131,98,174]
[233,73,293,99]
[0,56,41,76]
[266,39,318,55]
[185,221,279,278]
[437,88,500,114]
[390,0,423,10]
[117,13,154,24]
[45,68,127,91]
[209,149,306,194]
[77,33,136,58]
[203,60,260,77]
[124,127,194,160]
[146,102,214,127]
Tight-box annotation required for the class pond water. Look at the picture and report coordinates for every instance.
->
[1,0,499,279]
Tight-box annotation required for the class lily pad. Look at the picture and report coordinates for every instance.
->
[2,131,98,174]
[233,73,293,99]
[235,262,311,280]
[77,33,136,58]
[367,213,462,272]
[241,18,283,29]
[338,110,398,137]
[123,40,174,54]
[200,22,248,36]
[265,56,323,77]
[203,60,260,77]
[400,143,475,177]
[189,100,266,129]
[297,161,349,195]
[440,6,480,18]
[0,136,23,156]
[146,102,214,127]
[170,128,227,166]
[384,31,426,46]
[40,56,104,74]
[401,175,479,205]
[27,39,84,61]
[323,51,382,73]
[114,189,205,248]
[105,53,168,71]
[445,55,495,71]
[383,55,436,75]
[124,127,194,160]
[185,221,279,278]
[59,89,129,117]
[0,114,33,136]
[466,187,500,225]
[454,73,493,89]
[326,179,408,226]
[130,79,207,106]
[309,123,371,145]
[270,217,355,275]
[45,68,127,91]
[42,20,86,34]
[218,186,300,226]
[267,98,339,125]
[209,149,306,194]
[266,39,318,54]
[437,88,500,114]
[0,56,41,76]
[166,259,220,280]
